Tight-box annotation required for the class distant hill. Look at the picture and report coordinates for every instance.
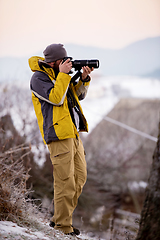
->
[143,68,160,79]
[0,36,160,82]
[65,36,160,77]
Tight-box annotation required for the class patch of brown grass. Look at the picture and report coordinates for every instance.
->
[0,146,34,224]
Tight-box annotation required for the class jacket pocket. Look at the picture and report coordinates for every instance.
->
[52,113,70,126]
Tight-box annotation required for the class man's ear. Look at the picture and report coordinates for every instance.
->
[48,62,55,68]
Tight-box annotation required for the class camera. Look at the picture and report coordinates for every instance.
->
[63,57,99,71]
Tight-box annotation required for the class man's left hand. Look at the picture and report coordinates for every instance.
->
[81,66,94,81]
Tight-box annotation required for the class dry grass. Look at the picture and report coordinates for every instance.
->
[0,144,37,225]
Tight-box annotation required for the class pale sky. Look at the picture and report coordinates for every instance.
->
[0,0,160,57]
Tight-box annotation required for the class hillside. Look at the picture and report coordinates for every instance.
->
[81,98,159,217]
[0,220,99,240]
[0,114,103,240]
[0,75,160,238]
[85,98,159,179]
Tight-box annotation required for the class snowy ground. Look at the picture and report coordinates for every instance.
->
[0,219,105,240]
[81,75,160,133]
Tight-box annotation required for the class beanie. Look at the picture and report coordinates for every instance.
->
[43,44,67,62]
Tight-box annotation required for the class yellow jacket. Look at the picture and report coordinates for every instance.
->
[28,56,90,144]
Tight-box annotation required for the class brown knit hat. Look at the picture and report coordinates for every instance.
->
[43,44,67,62]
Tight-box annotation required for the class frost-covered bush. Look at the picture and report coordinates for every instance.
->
[0,145,34,224]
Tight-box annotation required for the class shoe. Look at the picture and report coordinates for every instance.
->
[49,221,55,228]
[49,221,80,235]
[72,226,80,235]
[66,232,76,236]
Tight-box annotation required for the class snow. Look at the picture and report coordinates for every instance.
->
[31,143,48,167]
[0,221,46,240]
[0,220,103,240]
[128,181,148,191]
[80,75,160,133]
[0,221,50,240]
[90,206,105,224]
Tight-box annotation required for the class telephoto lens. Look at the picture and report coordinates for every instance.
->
[72,59,99,70]
[62,57,100,71]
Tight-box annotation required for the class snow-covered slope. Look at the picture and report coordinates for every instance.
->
[0,220,104,240]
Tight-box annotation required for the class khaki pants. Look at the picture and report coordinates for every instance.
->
[47,137,87,234]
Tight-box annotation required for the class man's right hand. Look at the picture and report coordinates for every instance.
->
[59,58,72,74]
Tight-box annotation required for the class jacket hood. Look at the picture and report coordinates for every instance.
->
[28,56,55,79]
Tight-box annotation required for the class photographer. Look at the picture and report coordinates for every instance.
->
[29,43,94,236]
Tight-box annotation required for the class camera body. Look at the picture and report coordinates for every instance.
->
[63,57,99,71]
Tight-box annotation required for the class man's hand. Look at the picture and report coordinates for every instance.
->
[59,58,72,74]
[81,66,94,81]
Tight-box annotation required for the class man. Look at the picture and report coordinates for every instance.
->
[28,43,93,235]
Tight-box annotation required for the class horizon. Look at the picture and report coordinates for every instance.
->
[0,36,159,59]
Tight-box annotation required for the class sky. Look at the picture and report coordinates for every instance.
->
[0,0,160,57]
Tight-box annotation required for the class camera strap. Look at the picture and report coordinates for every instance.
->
[71,70,82,85]
[67,86,86,131]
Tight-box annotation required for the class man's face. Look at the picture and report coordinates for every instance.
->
[53,59,63,72]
